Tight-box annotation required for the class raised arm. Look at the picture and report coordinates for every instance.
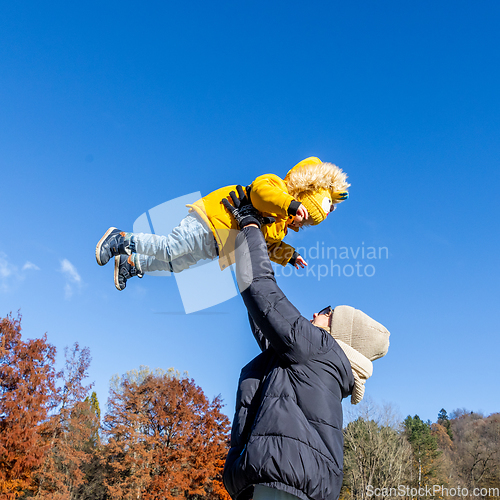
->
[222,185,327,364]
[247,313,269,352]
[235,225,325,364]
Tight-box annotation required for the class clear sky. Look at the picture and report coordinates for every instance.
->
[1,0,499,425]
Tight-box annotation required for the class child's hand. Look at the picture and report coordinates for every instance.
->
[288,204,309,229]
[297,204,309,220]
[294,255,308,269]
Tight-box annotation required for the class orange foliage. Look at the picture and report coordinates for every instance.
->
[33,343,97,499]
[431,423,453,453]
[0,314,57,499]
[103,370,230,500]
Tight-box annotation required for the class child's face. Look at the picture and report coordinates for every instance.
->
[288,214,310,229]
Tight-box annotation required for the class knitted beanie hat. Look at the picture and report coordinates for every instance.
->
[297,188,335,225]
[329,305,390,404]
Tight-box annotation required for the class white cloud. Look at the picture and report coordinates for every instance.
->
[60,259,82,299]
[0,253,13,278]
[23,261,40,271]
[0,252,21,292]
[60,259,81,283]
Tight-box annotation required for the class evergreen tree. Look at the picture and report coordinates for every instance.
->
[76,392,109,500]
[437,408,453,440]
[404,415,441,488]
[85,391,101,447]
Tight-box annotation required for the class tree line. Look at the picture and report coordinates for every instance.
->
[0,314,230,500]
[341,402,500,499]
[2,314,499,499]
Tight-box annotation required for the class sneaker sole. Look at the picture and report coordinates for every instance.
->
[114,255,124,291]
[95,227,118,266]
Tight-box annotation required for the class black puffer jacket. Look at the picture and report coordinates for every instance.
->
[223,227,354,500]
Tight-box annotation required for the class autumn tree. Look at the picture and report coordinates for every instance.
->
[448,411,500,491]
[32,343,97,500]
[102,366,230,500]
[0,314,58,499]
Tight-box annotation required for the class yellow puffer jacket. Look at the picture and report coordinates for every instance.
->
[187,174,298,271]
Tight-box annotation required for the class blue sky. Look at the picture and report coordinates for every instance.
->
[1,0,499,424]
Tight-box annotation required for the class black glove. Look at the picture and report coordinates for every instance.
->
[222,185,275,229]
[288,251,299,267]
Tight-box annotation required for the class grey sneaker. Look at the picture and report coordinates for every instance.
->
[114,255,143,291]
[96,227,130,266]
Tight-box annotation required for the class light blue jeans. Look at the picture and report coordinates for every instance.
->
[130,214,218,273]
[253,485,300,500]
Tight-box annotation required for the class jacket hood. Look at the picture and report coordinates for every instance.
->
[284,157,350,204]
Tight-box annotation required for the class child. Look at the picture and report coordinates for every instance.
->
[96,157,349,290]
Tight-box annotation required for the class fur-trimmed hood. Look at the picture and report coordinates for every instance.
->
[284,157,350,203]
